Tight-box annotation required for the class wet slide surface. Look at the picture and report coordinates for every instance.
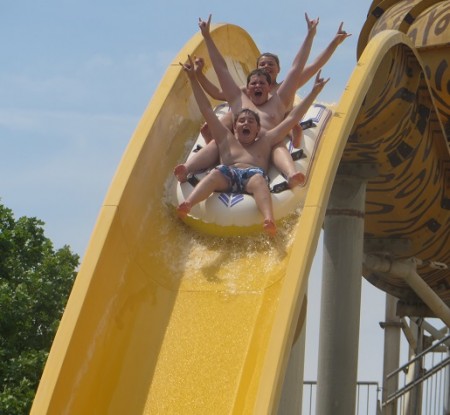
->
[32,17,449,415]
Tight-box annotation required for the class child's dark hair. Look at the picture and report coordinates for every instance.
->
[256,52,280,69]
[234,108,261,126]
[246,68,272,86]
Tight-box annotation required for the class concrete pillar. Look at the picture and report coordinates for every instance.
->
[316,173,366,415]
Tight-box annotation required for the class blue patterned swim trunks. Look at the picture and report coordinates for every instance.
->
[215,165,269,193]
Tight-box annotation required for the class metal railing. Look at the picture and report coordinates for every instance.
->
[302,381,381,415]
[382,334,450,415]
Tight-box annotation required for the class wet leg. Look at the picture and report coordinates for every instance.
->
[271,143,305,188]
[245,175,277,236]
[185,141,220,173]
[174,141,220,183]
[291,124,303,148]
[177,169,229,217]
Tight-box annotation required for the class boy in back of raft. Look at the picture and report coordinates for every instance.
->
[177,56,328,236]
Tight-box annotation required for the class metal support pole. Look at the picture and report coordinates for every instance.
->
[363,256,450,328]
[403,320,423,415]
[445,349,450,415]
[381,294,401,415]
[316,174,366,415]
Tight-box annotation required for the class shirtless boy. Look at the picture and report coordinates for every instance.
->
[174,14,350,187]
[177,55,328,236]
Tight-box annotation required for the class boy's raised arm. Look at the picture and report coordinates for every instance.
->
[297,22,351,89]
[198,15,242,104]
[180,55,228,143]
[277,13,318,107]
[194,56,226,101]
[268,71,329,146]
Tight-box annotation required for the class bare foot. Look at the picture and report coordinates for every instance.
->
[288,171,306,188]
[263,219,277,237]
[174,164,189,183]
[200,122,213,143]
[177,201,192,219]
[291,124,303,148]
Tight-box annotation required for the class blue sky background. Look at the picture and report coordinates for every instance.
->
[1,0,393,385]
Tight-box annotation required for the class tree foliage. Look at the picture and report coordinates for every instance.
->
[0,202,79,414]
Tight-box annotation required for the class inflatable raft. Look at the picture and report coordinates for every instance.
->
[174,102,332,236]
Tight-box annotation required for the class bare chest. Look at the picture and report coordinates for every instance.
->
[239,96,285,130]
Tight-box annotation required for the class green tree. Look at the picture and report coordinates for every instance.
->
[0,202,79,414]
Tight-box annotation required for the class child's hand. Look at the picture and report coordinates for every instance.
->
[194,56,205,74]
[198,14,212,37]
[312,70,330,93]
[335,22,352,45]
[179,55,196,78]
[305,13,319,36]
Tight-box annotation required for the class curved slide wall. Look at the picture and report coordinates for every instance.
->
[355,0,450,308]
[31,24,449,415]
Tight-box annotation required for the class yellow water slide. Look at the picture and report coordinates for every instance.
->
[32,7,449,415]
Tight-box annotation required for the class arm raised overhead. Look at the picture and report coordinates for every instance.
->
[180,55,229,144]
[267,71,329,147]
[277,13,318,107]
[297,21,351,88]
[198,15,242,104]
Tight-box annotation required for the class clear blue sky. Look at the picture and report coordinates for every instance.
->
[1,0,391,384]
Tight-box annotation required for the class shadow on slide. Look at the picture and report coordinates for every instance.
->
[31,23,449,415]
